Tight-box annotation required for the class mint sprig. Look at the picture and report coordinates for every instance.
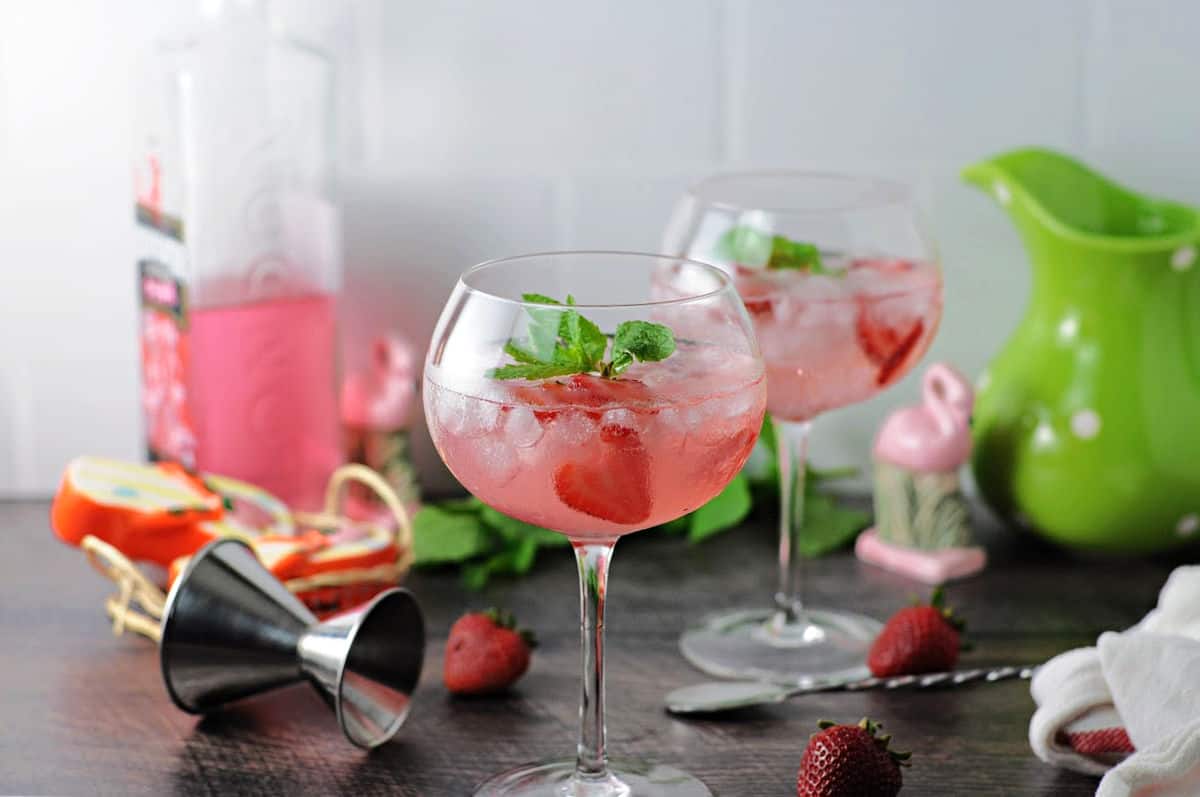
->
[716,226,830,274]
[488,294,676,380]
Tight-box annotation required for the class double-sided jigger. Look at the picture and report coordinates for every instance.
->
[160,537,425,748]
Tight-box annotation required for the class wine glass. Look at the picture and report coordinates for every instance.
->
[663,172,943,684]
[424,251,767,797]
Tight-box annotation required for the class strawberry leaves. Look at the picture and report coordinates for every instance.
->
[488,294,675,381]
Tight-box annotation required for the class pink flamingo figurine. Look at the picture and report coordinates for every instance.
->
[342,334,422,524]
[855,363,986,584]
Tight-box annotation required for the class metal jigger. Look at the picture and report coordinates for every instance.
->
[159,538,425,748]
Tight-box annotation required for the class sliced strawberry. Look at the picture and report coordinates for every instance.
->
[741,296,774,317]
[734,265,777,318]
[855,303,925,388]
[510,374,655,422]
[849,256,916,275]
[875,320,924,387]
[554,424,652,525]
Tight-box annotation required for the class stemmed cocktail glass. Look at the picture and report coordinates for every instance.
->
[424,252,767,796]
[664,172,943,685]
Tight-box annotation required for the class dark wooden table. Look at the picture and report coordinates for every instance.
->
[1,498,1184,795]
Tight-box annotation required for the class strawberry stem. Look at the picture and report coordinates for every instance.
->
[819,718,913,768]
[482,607,537,647]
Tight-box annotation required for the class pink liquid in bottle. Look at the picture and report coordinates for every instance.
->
[189,292,342,510]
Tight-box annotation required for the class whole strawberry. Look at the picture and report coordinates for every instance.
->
[443,608,537,695]
[867,587,966,677]
[798,718,909,797]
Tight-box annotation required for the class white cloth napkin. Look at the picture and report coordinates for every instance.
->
[1029,565,1200,796]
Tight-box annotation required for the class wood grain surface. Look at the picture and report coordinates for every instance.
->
[1,499,1185,796]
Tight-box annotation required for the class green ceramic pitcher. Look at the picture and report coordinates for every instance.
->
[962,148,1200,553]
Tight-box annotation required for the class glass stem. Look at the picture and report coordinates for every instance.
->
[774,417,812,622]
[574,541,615,787]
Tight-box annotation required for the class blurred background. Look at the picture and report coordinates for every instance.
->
[1,0,1195,497]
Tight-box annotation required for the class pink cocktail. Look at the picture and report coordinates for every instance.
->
[736,257,942,421]
[665,172,944,686]
[427,346,764,539]
[424,252,765,797]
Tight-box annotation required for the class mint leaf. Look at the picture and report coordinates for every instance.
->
[746,415,859,492]
[809,465,860,483]
[660,515,690,535]
[410,496,567,588]
[461,508,564,588]
[550,307,606,372]
[747,414,865,557]
[412,506,493,565]
[479,506,569,547]
[717,226,773,267]
[504,341,543,365]
[716,226,829,274]
[488,293,677,381]
[568,310,608,366]
[743,414,779,488]
[462,536,540,590]
[522,293,564,361]
[461,561,491,591]
[487,362,583,380]
[796,487,870,558]
[768,236,825,273]
[505,535,541,571]
[603,320,676,377]
[688,473,751,542]
[437,496,486,514]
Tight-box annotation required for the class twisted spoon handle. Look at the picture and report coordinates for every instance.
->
[798,665,1038,697]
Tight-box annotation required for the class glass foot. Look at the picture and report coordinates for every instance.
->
[679,607,882,686]
[473,759,712,796]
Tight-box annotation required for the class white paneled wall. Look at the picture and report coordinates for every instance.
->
[1,0,1196,495]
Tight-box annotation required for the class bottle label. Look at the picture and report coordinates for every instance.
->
[136,149,196,467]
[139,256,196,468]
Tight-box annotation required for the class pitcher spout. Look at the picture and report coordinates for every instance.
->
[962,147,1199,252]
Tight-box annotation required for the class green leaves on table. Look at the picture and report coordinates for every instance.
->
[412,497,569,589]
[412,416,870,589]
[752,414,870,557]
[795,486,871,558]
[410,503,493,565]
[660,472,754,543]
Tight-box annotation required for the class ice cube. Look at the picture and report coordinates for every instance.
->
[431,388,464,432]
[475,435,519,486]
[843,258,934,298]
[718,388,758,420]
[600,408,639,431]
[505,406,544,448]
[653,406,685,441]
[436,389,500,439]
[554,411,598,446]
[683,405,727,447]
